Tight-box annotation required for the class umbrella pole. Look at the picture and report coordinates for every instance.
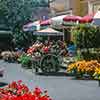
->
[63,27,65,41]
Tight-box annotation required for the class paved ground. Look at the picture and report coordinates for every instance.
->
[0,60,100,100]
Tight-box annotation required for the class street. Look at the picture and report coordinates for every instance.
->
[0,60,100,100]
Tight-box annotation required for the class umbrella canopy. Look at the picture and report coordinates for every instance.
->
[79,15,93,23]
[51,15,67,25]
[63,16,82,22]
[23,21,40,31]
[40,19,51,26]
[33,28,63,36]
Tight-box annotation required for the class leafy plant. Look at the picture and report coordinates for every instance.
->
[18,54,32,69]
[72,24,100,60]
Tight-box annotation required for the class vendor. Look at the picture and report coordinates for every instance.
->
[67,41,76,56]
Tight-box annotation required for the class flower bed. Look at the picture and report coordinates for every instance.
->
[67,60,100,79]
[0,80,52,100]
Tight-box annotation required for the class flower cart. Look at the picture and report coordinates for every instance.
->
[26,40,66,73]
[31,28,65,73]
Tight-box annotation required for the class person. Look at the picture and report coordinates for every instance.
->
[67,41,76,57]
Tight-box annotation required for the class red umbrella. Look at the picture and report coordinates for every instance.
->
[80,15,93,23]
[63,16,82,22]
[63,16,73,21]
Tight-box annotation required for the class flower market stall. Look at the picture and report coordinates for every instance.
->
[33,27,64,41]
[18,39,67,73]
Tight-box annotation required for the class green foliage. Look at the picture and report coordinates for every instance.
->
[0,0,49,48]
[18,54,32,68]
[0,0,49,30]
[13,31,33,48]
[72,24,100,49]
[72,24,100,60]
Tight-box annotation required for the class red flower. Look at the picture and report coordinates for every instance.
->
[0,81,52,100]
[34,87,42,96]
[17,80,22,84]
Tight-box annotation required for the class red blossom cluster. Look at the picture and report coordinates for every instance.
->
[0,80,52,100]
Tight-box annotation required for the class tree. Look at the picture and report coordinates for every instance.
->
[0,0,49,48]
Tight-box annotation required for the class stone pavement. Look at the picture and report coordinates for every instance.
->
[0,60,100,100]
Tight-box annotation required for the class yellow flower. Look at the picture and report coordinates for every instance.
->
[67,60,100,76]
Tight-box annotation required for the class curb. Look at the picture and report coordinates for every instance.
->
[35,72,74,76]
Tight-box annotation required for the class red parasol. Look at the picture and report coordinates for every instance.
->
[79,15,93,23]
[63,16,82,22]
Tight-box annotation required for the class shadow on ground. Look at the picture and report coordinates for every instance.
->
[0,82,8,87]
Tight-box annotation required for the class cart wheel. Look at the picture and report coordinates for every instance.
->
[40,54,60,73]
[31,60,39,73]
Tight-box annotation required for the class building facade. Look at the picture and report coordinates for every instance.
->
[71,0,88,16]
[50,0,73,16]
[49,0,89,16]
[71,0,100,16]
[49,0,100,17]
[88,0,100,14]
